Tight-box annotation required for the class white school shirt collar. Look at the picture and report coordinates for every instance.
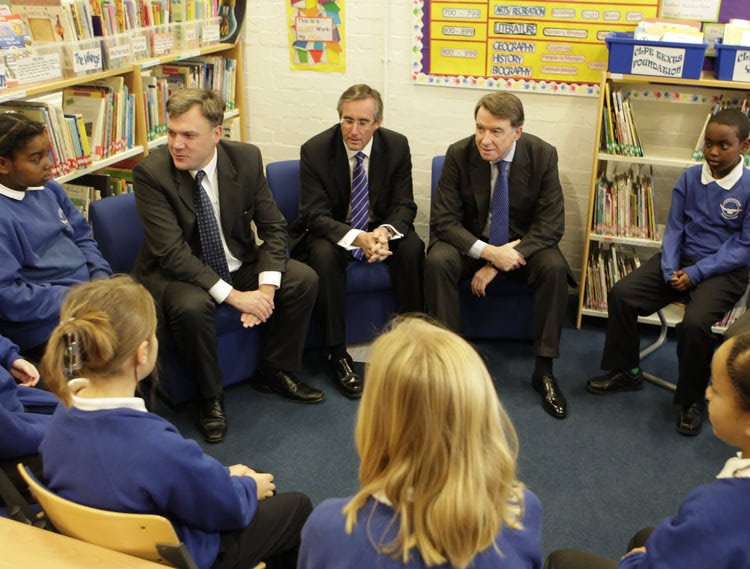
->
[0,182,45,200]
[67,378,147,412]
[701,158,744,190]
[716,452,750,479]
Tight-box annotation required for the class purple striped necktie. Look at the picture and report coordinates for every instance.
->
[350,151,369,261]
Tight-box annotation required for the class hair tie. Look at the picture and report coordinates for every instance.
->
[64,331,82,379]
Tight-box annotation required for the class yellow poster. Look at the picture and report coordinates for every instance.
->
[414,0,660,95]
[288,0,345,72]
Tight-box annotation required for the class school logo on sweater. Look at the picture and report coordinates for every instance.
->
[57,207,72,231]
[720,198,742,221]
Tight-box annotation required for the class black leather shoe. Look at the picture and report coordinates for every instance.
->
[330,357,363,399]
[532,374,567,419]
[254,369,324,404]
[198,396,227,444]
[586,369,643,395]
[677,402,704,436]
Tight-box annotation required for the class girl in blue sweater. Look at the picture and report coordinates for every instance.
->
[0,113,111,357]
[545,330,750,568]
[39,276,311,569]
[298,316,542,569]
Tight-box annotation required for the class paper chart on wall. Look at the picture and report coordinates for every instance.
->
[412,0,660,96]
[288,0,345,72]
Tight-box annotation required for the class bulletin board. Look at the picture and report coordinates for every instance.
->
[412,0,749,96]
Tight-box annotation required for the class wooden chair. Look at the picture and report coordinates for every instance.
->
[16,465,266,569]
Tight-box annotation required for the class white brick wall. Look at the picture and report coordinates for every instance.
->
[243,0,602,276]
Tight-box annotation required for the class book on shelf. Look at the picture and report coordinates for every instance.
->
[222,115,240,141]
[601,87,643,158]
[593,169,659,241]
[62,180,100,219]
[62,86,108,161]
[584,242,641,311]
[10,0,77,42]
[0,13,30,47]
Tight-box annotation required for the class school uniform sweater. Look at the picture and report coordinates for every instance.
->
[0,335,56,459]
[297,488,543,569]
[0,181,111,350]
[618,454,750,569]
[40,390,257,569]
[661,162,750,285]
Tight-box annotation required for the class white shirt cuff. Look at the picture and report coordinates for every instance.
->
[210,279,233,304]
[380,224,403,240]
[338,228,363,250]
[259,271,281,288]
[468,240,487,259]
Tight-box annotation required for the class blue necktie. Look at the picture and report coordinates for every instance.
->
[488,161,509,246]
[350,152,369,261]
[194,170,232,284]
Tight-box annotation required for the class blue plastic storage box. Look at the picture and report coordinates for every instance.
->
[605,32,708,79]
[714,39,750,82]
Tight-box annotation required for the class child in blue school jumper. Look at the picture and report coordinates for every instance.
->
[0,333,58,494]
[586,109,750,436]
[39,276,311,569]
[545,330,750,569]
[0,113,111,359]
[297,317,542,569]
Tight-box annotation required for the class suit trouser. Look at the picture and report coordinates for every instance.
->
[424,241,569,358]
[158,259,318,400]
[600,253,748,406]
[296,231,425,348]
[213,491,312,569]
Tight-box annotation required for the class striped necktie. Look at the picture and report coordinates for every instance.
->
[350,151,369,261]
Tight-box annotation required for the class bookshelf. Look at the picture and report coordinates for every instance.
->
[576,71,750,332]
[0,40,244,192]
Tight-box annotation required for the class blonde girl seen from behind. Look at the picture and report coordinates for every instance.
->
[297,316,543,569]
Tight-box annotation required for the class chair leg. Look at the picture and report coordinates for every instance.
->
[639,309,676,392]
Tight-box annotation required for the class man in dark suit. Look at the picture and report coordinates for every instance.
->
[133,89,322,444]
[425,91,574,419]
[292,84,424,397]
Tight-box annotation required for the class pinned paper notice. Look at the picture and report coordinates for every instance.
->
[296,17,334,41]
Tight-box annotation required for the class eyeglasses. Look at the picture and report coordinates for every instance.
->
[341,117,374,129]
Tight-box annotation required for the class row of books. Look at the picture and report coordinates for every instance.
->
[692,96,750,166]
[584,243,641,311]
[601,83,643,157]
[6,0,218,44]
[62,169,134,218]
[592,170,660,241]
[142,56,236,140]
[584,242,747,329]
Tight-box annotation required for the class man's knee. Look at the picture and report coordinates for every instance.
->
[394,231,426,261]
[425,241,461,282]
[306,238,346,272]
[281,260,319,302]
[162,285,215,327]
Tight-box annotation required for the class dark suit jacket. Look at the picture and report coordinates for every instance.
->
[133,140,288,300]
[430,132,566,262]
[291,124,417,248]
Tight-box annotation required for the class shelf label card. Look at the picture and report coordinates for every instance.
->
[152,32,175,55]
[732,49,750,82]
[72,47,103,73]
[202,24,220,44]
[16,53,61,84]
[132,35,149,58]
[631,45,684,77]
[177,50,200,61]
[0,89,25,102]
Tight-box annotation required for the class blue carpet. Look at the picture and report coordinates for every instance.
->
[153,307,732,562]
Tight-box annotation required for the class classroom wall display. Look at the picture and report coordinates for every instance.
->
[413,0,661,96]
[287,0,345,72]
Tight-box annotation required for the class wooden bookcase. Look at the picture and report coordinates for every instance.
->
[0,41,244,185]
[576,70,750,332]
